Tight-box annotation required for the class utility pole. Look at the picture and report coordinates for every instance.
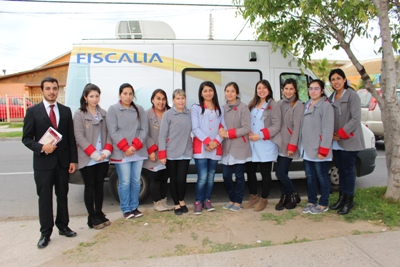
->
[208,13,214,40]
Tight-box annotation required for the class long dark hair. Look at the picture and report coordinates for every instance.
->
[119,83,140,119]
[308,79,326,99]
[248,79,273,110]
[328,68,354,91]
[282,78,299,107]
[198,81,221,116]
[150,88,171,110]
[79,83,101,113]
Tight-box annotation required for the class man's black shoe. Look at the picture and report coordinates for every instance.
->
[37,235,50,249]
[58,227,77,237]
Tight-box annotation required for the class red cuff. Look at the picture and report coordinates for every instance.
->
[227,129,237,139]
[147,144,158,154]
[213,139,221,146]
[287,144,297,152]
[337,128,350,139]
[103,143,113,152]
[158,150,166,159]
[219,123,224,129]
[203,137,211,145]
[117,138,130,152]
[318,146,330,157]
[84,144,96,157]
[261,128,270,140]
[132,138,143,150]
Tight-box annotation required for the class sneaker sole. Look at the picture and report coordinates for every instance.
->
[310,209,329,215]
[193,211,202,215]
[302,210,311,214]
[205,208,215,212]
[124,214,134,219]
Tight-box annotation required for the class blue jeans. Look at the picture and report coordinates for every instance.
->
[195,158,218,203]
[275,156,295,195]
[115,160,143,213]
[303,160,330,206]
[222,164,245,204]
[333,150,359,196]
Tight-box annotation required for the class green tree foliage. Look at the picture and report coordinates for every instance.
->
[312,58,337,82]
[234,0,400,200]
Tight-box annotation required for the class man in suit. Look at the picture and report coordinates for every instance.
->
[22,77,78,249]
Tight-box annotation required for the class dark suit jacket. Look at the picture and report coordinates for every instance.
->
[22,102,78,170]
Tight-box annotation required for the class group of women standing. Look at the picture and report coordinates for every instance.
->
[72,67,362,228]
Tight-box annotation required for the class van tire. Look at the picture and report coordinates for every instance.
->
[108,169,151,203]
[329,166,340,186]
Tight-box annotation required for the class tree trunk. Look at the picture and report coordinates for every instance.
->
[373,0,400,200]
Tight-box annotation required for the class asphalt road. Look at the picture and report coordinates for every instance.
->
[0,140,387,219]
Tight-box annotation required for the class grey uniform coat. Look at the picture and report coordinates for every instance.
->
[300,96,334,159]
[278,97,304,159]
[258,98,282,150]
[222,99,251,160]
[328,89,365,151]
[143,107,164,170]
[106,101,148,161]
[73,106,112,169]
[158,106,193,159]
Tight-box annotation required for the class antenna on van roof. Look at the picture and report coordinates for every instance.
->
[208,14,214,40]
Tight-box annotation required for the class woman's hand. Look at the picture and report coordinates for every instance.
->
[287,150,294,157]
[149,152,157,162]
[219,128,227,139]
[317,154,327,160]
[160,158,167,165]
[124,146,136,157]
[248,132,260,142]
[333,132,341,141]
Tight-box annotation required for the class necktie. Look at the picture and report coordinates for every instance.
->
[49,104,57,130]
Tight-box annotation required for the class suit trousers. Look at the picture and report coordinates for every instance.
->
[34,163,70,237]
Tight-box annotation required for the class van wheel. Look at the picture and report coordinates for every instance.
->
[329,166,340,186]
[108,169,151,203]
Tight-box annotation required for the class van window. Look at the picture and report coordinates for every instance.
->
[182,69,262,107]
[280,73,311,103]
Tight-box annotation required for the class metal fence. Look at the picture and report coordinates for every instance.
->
[0,94,65,123]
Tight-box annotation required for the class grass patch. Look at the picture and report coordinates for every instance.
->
[0,122,10,126]
[201,237,272,253]
[261,210,300,225]
[283,236,311,244]
[330,186,400,227]
[0,132,22,138]
[8,123,23,128]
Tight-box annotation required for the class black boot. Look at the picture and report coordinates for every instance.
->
[88,213,105,229]
[96,211,111,226]
[338,195,354,215]
[294,191,301,204]
[329,192,346,210]
[285,193,298,209]
[275,194,288,211]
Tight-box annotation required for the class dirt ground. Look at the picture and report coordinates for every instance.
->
[42,200,391,266]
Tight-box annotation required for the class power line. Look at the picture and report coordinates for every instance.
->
[1,0,241,7]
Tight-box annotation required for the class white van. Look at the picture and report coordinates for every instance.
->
[65,21,377,201]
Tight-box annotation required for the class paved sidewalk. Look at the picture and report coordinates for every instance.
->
[0,125,22,132]
[0,210,398,267]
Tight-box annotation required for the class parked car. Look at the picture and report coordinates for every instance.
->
[0,97,36,121]
[357,88,400,140]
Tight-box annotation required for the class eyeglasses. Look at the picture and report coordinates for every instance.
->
[308,87,321,91]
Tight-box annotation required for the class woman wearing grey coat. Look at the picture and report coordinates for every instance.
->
[300,79,334,215]
[328,69,365,215]
[74,83,112,229]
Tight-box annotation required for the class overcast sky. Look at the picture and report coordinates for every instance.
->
[0,0,381,75]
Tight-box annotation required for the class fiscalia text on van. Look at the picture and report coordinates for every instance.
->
[76,53,164,64]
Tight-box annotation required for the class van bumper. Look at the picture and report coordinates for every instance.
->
[356,147,377,177]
